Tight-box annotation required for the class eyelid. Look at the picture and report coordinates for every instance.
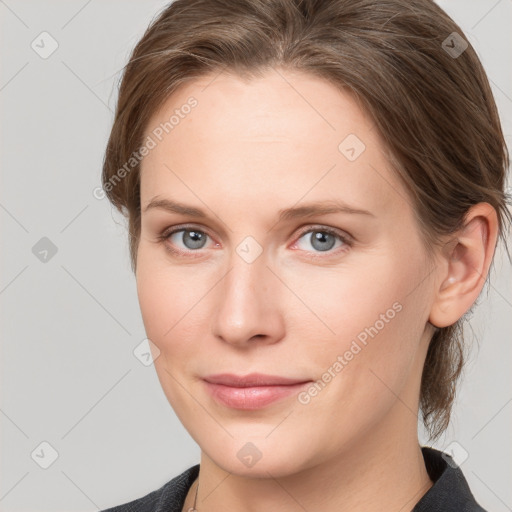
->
[160,223,216,241]
[291,224,354,245]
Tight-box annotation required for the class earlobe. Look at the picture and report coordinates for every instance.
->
[429,203,498,328]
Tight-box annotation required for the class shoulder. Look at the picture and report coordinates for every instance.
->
[100,464,200,512]
[414,447,487,511]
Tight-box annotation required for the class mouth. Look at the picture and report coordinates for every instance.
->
[202,373,312,410]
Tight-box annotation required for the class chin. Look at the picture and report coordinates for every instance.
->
[196,431,319,478]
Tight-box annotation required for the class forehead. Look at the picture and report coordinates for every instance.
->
[139,69,409,218]
[144,69,372,146]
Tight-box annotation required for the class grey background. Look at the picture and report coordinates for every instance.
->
[0,1,510,511]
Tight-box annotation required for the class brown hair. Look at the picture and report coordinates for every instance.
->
[102,0,511,441]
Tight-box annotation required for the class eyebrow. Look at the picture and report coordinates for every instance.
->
[143,197,374,220]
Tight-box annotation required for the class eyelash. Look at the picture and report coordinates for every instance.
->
[156,224,353,258]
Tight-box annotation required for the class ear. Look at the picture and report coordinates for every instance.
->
[429,203,499,328]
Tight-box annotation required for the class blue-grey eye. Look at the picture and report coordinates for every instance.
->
[296,229,344,252]
[170,229,209,250]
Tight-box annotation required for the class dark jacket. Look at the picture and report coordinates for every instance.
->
[101,447,486,511]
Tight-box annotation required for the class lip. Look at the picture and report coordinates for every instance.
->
[202,373,312,410]
[203,373,310,387]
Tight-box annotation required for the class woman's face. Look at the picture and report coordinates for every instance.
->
[136,69,438,477]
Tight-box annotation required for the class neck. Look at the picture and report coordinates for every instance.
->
[188,410,432,512]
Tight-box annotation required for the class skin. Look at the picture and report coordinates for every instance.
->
[135,68,498,512]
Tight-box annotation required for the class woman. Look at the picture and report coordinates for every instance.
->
[100,0,510,510]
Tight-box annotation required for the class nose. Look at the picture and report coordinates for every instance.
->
[211,247,285,347]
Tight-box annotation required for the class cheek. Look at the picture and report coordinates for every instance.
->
[280,257,416,349]
[288,262,427,443]
[136,241,197,336]
[135,256,206,415]
[136,262,182,373]
[136,266,171,342]
[281,247,429,392]
[135,247,215,368]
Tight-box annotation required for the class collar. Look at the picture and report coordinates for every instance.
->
[413,446,486,511]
